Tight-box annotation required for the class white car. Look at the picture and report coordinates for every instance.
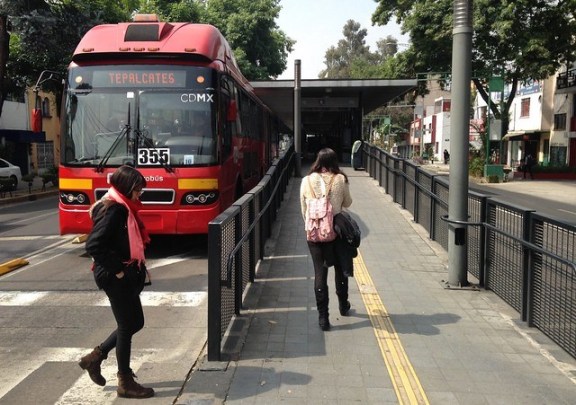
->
[0,158,22,189]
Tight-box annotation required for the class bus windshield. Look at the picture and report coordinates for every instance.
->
[61,65,217,167]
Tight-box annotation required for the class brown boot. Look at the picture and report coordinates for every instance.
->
[78,346,107,386]
[117,371,154,399]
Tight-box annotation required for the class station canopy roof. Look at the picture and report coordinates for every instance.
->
[251,78,417,134]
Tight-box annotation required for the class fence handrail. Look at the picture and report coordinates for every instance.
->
[222,151,295,288]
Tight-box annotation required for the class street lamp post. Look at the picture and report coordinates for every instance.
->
[446,0,473,287]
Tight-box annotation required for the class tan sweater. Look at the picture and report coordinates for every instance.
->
[300,172,352,220]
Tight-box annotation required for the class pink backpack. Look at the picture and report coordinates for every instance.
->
[305,175,337,243]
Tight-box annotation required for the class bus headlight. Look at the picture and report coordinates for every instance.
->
[181,191,218,205]
[60,191,89,205]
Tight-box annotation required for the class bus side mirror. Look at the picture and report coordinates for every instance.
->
[227,100,237,121]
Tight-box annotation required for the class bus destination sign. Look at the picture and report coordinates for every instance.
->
[92,70,187,87]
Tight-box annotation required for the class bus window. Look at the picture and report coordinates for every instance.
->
[139,91,217,166]
[221,95,232,159]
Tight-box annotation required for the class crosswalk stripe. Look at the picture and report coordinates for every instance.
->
[0,291,207,307]
[0,347,156,403]
[55,349,155,405]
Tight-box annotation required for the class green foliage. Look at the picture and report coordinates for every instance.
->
[21,173,36,183]
[4,0,131,98]
[468,157,485,178]
[40,166,58,186]
[372,0,576,135]
[320,20,406,80]
[487,175,500,183]
[1,0,293,105]
[202,0,294,80]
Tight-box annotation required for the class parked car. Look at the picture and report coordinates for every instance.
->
[0,158,22,189]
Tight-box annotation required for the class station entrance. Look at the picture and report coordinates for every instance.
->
[252,78,416,162]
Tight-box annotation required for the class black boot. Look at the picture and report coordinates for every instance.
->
[336,279,351,316]
[315,287,330,331]
[339,300,351,316]
[319,312,330,331]
[78,346,107,386]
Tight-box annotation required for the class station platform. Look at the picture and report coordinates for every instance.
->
[180,166,576,404]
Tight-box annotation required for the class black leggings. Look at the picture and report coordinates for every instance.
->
[100,278,145,374]
[307,240,348,299]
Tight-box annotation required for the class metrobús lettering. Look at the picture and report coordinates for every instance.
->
[180,93,214,103]
[108,72,176,85]
[144,175,164,182]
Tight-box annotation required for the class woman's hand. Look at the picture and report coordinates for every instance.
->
[116,271,125,279]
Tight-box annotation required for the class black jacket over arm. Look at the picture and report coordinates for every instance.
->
[333,212,361,277]
[86,203,131,280]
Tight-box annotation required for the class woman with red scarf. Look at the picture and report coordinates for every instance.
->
[79,165,154,399]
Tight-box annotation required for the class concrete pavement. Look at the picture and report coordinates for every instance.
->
[176,167,576,404]
[2,167,576,404]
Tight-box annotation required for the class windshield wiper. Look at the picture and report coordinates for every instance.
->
[95,125,129,173]
[135,108,174,173]
[134,130,174,173]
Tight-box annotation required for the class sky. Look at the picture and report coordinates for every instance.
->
[276,0,408,80]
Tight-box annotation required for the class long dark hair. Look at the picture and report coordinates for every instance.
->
[308,148,348,182]
[110,165,147,198]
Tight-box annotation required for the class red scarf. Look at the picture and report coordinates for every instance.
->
[105,186,150,265]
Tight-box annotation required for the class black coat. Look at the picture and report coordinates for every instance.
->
[333,212,361,277]
[86,202,146,291]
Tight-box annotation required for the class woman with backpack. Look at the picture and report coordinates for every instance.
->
[300,148,353,331]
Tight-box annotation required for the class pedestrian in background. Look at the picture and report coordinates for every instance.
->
[443,149,450,164]
[523,153,535,180]
[80,165,154,399]
[300,148,353,331]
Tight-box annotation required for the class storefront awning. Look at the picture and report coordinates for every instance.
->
[0,129,46,143]
[501,130,540,141]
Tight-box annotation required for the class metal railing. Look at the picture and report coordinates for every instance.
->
[207,145,295,361]
[363,143,576,359]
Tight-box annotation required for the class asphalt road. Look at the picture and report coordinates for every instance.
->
[423,164,576,225]
[0,198,210,404]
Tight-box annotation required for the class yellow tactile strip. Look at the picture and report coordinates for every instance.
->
[354,250,430,405]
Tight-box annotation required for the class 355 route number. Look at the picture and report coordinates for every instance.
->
[138,148,170,165]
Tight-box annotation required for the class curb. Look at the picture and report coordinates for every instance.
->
[0,258,29,276]
[0,189,59,206]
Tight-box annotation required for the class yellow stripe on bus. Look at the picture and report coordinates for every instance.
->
[178,178,218,190]
[59,178,93,189]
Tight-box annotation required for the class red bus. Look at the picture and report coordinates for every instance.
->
[58,15,285,235]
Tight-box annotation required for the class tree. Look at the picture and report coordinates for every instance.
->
[0,0,130,116]
[372,0,576,135]
[320,20,372,79]
[320,21,410,80]
[0,0,49,114]
[0,0,293,119]
[202,0,294,80]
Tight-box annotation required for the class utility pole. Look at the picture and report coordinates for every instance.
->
[447,0,473,287]
[294,60,302,177]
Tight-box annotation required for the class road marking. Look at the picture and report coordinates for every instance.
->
[55,349,155,405]
[0,290,207,307]
[0,211,55,227]
[0,235,63,241]
[558,208,576,216]
[0,346,155,403]
[354,251,430,405]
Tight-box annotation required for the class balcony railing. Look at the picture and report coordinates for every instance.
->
[557,67,576,90]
